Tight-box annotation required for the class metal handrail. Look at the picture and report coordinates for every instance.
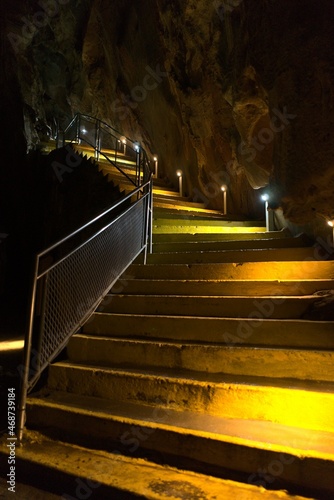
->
[18,166,153,443]
[62,114,153,186]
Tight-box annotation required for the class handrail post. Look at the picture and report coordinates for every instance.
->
[149,177,153,254]
[17,256,40,444]
[75,114,80,144]
[95,120,100,161]
[136,147,141,187]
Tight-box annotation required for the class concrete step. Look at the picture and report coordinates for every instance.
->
[102,166,138,180]
[153,196,206,209]
[154,218,265,228]
[153,210,231,220]
[109,277,334,297]
[152,177,180,189]
[152,235,312,252]
[75,144,137,164]
[153,209,252,220]
[145,247,318,264]
[152,202,231,217]
[126,260,334,281]
[0,427,315,500]
[153,224,266,234]
[84,313,334,349]
[67,334,334,383]
[153,194,190,203]
[25,394,334,498]
[152,229,292,242]
[98,293,320,319]
[152,186,180,196]
[47,362,334,433]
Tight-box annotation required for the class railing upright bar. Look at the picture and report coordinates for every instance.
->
[18,255,40,443]
[136,148,140,187]
[149,178,153,254]
[95,120,100,161]
[143,187,150,265]
[75,114,80,143]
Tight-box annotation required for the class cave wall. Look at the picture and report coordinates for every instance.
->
[1,0,334,230]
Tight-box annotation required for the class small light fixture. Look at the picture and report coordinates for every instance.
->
[328,220,334,248]
[261,193,270,231]
[81,128,87,135]
[176,169,183,196]
[221,185,227,215]
[153,156,158,177]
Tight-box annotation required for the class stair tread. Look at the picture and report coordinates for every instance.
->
[28,390,334,459]
[72,333,334,349]
[51,360,334,392]
[0,429,312,500]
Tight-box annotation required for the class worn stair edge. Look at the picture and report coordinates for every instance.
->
[125,261,334,280]
[145,247,318,264]
[47,362,334,433]
[0,430,314,500]
[99,294,320,319]
[24,392,333,498]
[152,230,292,242]
[153,224,267,234]
[109,278,334,297]
[152,235,312,252]
[67,335,334,383]
[83,313,334,348]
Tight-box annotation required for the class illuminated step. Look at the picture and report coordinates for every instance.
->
[99,293,319,319]
[153,186,181,196]
[84,313,334,349]
[153,224,266,234]
[153,209,248,220]
[145,247,317,264]
[153,201,230,216]
[67,334,334,383]
[153,196,206,209]
[154,218,263,227]
[5,425,316,500]
[46,362,334,433]
[100,164,138,178]
[108,278,334,296]
[152,235,311,252]
[127,261,334,280]
[152,229,291,242]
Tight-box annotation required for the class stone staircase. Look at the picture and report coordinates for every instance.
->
[3,176,334,499]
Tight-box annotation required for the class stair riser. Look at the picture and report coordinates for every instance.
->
[47,364,334,432]
[84,314,334,349]
[153,237,310,252]
[100,295,318,319]
[146,248,316,264]
[67,336,334,382]
[153,197,206,208]
[26,402,334,496]
[152,231,291,242]
[110,279,334,297]
[126,261,334,280]
[154,219,265,228]
[153,225,266,234]
[152,203,225,214]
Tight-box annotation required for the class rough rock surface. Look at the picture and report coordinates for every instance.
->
[1,0,334,228]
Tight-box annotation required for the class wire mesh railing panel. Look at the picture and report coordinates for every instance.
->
[36,197,146,377]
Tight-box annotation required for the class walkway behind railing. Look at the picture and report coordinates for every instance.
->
[18,115,154,442]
